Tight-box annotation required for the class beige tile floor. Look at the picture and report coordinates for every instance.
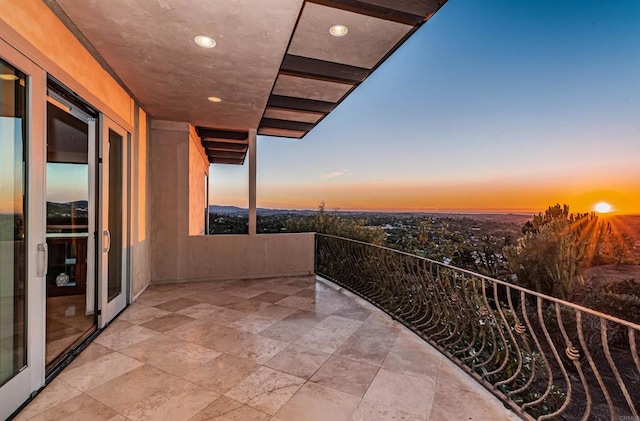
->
[15,276,521,421]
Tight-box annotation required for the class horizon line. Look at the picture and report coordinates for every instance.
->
[209,205,640,216]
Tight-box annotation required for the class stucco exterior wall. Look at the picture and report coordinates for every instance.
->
[0,0,132,127]
[131,108,151,298]
[189,126,209,236]
[149,121,315,283]
[0,3,152,298]
[149,121,190,282]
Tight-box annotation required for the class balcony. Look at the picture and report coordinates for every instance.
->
[315,234,640,420]
[3,1,637,420]
[11,229,640,421]
[16,274,516,420]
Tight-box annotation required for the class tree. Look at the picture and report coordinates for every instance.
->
[405,219,474,267]
[504,204,611,299]
[285,202,386,245]
[474,235,511,278]
[521,203,570,235]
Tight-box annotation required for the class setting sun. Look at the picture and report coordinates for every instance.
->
[595,202,613,213]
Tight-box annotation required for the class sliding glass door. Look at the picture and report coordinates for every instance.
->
[45,94,97,369]
[0,40,131,418]
[99,117,128,327]
[0,43,46,420]
[0,53,28,398]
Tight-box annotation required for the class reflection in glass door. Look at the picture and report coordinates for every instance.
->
[0,47,46,420]
[107,129,123,301]
[0,58,27,388]
[99,119,128,327]
[45,97,97,368]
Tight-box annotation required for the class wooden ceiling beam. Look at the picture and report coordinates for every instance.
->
[259,118,315,132]
[201,137,247,145]
[207,150,246,159]
[196,127,248,141]
[281,55,368,83]
[210,157,245,165]
[305,0,427,26]
[202,141,248,152]
[267,95,336,114]
[258,127,306,139]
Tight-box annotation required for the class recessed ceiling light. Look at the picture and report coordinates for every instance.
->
[0,74,19,81]
[194,35,216,48]
[330,25,348,37]
[207,96,222,103]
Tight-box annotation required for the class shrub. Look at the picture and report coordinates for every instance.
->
[503,204,611,300]
[285,202,386,245]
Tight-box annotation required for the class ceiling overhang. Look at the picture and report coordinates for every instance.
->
[197,128,249,165]
[258,0,447,140]
[47,0,447,164]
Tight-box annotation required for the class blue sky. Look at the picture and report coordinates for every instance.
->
[212,0,640,213]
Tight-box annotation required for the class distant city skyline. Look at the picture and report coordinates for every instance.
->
[211,0,640,215]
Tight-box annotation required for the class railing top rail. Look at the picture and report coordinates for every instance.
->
[316,233,640,331]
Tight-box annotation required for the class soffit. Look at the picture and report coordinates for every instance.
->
[288,3,413,69]
[263,108,324,124]
[52,0,304,130]
[257,0,447,140]
[198,128,249,166]
[273,74,352,103]
[49,0,447,164]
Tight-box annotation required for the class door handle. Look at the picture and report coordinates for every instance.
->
[37,243,48,277]
[103,230,111,253]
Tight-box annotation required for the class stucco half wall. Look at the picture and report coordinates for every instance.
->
[152,233,315,284]
[149,120,315,283]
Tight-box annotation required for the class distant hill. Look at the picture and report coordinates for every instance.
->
[46,201,89,228]
[207,206,640,228]
[47,201,89,213]
[208,205,538,219]
[209,205,315,216]
[208,205,248,214]
[47,200,88,206]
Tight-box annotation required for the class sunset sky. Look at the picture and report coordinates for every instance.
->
[217,0,639,214]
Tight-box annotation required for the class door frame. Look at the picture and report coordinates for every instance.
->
[43,91,99,373]
[45,91,98,318]
[0,38,47,420]
[98,116,129,328]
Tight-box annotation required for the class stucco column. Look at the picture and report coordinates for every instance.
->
[248,128,257,236]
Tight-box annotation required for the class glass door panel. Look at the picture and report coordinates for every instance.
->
[0,58,27,388]
[0,44,46,421]
[45,99,97,368]
[107,129,123,301]
[99,118,128,327]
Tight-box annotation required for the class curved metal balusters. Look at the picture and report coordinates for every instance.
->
[315,234,640,421]
[576,311,616,421]
[601,319,639,419]
[631,328,640,377]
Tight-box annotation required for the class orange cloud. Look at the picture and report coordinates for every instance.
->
[256,175,640,214]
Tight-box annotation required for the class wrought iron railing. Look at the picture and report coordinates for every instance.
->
[315,234,640,421]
